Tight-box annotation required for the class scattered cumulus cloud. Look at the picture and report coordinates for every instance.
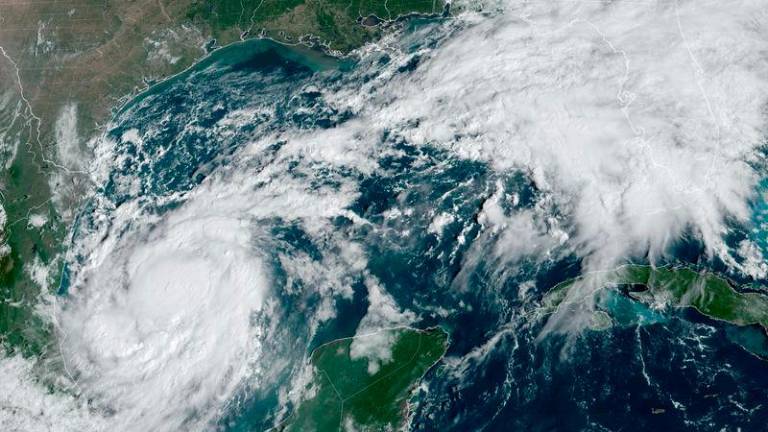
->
[350,276,416,374]
[6,0,768,427]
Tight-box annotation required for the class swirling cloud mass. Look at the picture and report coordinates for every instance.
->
[4,0,768,430]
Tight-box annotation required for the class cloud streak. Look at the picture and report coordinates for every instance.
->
[6,0,768,427]
[352,0,768,273]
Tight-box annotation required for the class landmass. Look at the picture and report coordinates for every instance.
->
[279,327,449,431]
[622,265,768,329]
[541,264,768,332]
[0,0,446,355]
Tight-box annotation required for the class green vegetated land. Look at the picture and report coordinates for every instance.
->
[543,264,768,331]
[0,0,447,357]
[622,265,768,328]
[280,327,449,431]
[189,0,447,52]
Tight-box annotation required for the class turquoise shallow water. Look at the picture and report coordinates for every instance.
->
[597,289,667,327]
[749,178,768,262]
[118,38,346,116]
[63,23,768,431]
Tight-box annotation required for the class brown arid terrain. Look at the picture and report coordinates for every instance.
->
[0,0,445,354]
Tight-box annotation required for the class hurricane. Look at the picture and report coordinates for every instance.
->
[3,0,768,430]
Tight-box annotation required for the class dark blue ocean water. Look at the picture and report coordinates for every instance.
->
[70,23,768,432]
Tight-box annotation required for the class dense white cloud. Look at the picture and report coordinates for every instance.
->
[50,113,373,430]
[0,353,105,432]
[5,0,768,427]
[58,193,269,431]
[367,0,768,272]
[320,0,768,331]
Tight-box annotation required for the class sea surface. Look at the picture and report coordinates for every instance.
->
[60,16,768,432]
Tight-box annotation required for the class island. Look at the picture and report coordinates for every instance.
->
[541,264,768,332]
[279,327,449,431]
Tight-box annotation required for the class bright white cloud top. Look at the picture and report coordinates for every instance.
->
[4,0,768,429]
[59,198,268,431]
[361,0,768,271]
